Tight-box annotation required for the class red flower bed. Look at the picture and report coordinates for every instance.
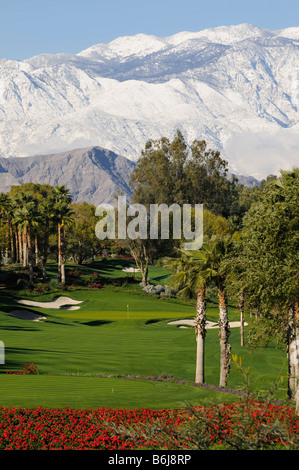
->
[0,401,298,450]
[6,362,40,375]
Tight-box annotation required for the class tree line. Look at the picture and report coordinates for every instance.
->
[0,183,104,285]
[128,131,299,413]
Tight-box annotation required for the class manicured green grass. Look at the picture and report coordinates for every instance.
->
[0,260,290,410]
[0,375,239,410]
[52,257,171,284]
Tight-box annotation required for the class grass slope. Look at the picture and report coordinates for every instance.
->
[0,259,289,409]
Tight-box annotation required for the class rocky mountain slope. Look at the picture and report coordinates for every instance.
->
[0,23,298,179]
[0,146,135,205]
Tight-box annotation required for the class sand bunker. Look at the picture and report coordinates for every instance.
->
[168,319,248,329]
[14,296,83,310]
[122,267,141,273]
[9,310,47,321]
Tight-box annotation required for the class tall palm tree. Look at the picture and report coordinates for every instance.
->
[167,236,232,388]
[53,186,73,285]
[199,237,232,388]
[0,193,15,262]
[221,231,248,347]
[13,192,38,282]
[38,196,56,280]
[164,249,213,384]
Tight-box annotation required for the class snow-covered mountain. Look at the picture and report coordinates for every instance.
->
[0,23,298,179]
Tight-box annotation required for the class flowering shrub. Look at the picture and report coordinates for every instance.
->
[0,401,298,450]
[87,283,102,289]
[32,285,51,294]
[179,401,299,450]
[6,362,40,375]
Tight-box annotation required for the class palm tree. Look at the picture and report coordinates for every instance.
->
[200,237,232,388]
[165,236,232,387]
[0,193,15,262]
[164,249,213,384]
[38,196,56,280]
[13,192,38,282]
[53,186,73,285]
[221,231,249,347]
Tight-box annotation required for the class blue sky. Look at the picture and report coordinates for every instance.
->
[1,0,298,60]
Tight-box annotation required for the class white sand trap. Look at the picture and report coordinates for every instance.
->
[122,267,141,273]
[9,310,47,321]
[168,319,248,329]
[14,296,83,309]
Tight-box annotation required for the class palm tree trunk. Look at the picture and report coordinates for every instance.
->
[195,286,206,384]
[239,292,245,346]
[35,230,39,266]
[18,228,22,264]
[61,262,66,286]
[8,216,15,262]
[294,301,299,416]
[42,220,49,281]
[15,230,19,263]
[287,302,299,406]
[23,227,28,267]
[60,226,66,286]
[58,222,62,279]
[27,225,34,283]
[218,282,231,388]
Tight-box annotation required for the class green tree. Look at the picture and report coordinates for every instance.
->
[164,249,214,384]
[130,131,189,206]
[164,234,233,387]
[200,237,233,388]
[185,140,238,218]
[221,232,248,347]
[130,131,239,218]
[38,190,56,280]
[13,192,38,282]
[235,169,299,413]
[53,186,73,285]
[0,192,17,262]
[67,202,102,264]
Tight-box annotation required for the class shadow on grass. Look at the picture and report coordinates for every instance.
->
[82,320,114,327]
[6,347,69,355]
[0,326,41,332]
[1,346,69,373]
[151,274,169,283]
[67,258,135,277]
[146,319,160,325]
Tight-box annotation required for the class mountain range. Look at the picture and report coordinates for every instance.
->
[0,146,260,205]
[0,23,298,185]
[0,146,135,205]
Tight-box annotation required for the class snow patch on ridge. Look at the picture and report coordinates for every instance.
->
[0,24,299,179]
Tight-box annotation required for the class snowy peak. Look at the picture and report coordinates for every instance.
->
[78,24,274,61]
[168,23,273,45]
[79,33,168,60]
[0,24,298,180]
[276,26,299,39]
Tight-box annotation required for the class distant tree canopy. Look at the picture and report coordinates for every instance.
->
[126,131,242,285]
[130,130,240,220]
